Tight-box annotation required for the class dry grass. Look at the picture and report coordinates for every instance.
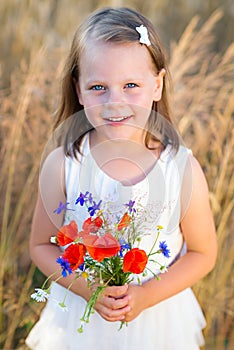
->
[170,10,234,349]
[0,3,233,350]
[0,47,64,349]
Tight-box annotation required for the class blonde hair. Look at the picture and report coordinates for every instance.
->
[54,7,179,156]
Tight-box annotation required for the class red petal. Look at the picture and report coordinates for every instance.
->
[123,248,148,274]
[83,232,120,262]
[62,244,86,270]
[94,217,103,228]
[117,213,131,231]
[57,221,78,246]
[82,217,103,234]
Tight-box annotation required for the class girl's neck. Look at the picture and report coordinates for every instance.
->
[88,130,163,186]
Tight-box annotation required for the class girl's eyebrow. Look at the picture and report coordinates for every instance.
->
[85,79,105,85]
[84,77,145,86]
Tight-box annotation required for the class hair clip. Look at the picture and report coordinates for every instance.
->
[136,25,151,46]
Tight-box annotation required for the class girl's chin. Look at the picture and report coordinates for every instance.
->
[94,126,146,144]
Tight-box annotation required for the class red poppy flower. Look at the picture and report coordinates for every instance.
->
[117,213,131,231]
[57,221,78,246]
[123,248,148,274]
[83,232,120,262]
[82,217,103,234]
[62,244,86,270]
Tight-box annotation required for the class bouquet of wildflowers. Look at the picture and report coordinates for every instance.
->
[31,191,170,333]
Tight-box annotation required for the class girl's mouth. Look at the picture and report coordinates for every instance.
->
[104,116,132,125]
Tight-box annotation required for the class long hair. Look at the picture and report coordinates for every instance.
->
[53,7,180,156]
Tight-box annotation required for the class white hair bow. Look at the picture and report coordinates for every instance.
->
[136,25,151,46]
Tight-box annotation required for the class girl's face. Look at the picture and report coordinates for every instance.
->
[76,40,165,144]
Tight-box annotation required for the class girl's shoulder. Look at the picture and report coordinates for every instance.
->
[39,146,66,197]
[41,146,65,167]
[161,143,191,162]
[175,144,192,159]
[174,144,208,193]
[160,143,192,179]
[183,152,208,190]
[180,150,210,219]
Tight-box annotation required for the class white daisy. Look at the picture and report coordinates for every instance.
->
[31,288,49,302]
[50,236,57,244]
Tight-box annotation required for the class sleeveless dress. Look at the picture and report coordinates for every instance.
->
[26,134,206,350]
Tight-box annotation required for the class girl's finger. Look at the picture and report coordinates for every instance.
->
[103,295,129,310]
[97,303,131,322]
[104,285,128,298]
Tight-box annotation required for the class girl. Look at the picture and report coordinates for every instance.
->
[26,7,217,350]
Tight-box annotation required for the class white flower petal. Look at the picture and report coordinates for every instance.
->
[50,236,57,244]
[31,288,49,302]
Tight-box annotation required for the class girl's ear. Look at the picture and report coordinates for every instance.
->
[153,68,166,102]
[73,79,83,105]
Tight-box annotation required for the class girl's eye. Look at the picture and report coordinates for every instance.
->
[91,85,105,91]
[126,83,137,88]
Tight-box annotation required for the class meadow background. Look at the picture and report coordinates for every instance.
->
[0,0,233,349]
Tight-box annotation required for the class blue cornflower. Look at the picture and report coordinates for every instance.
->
[56,257,72,277]
[125,200,136,213]
[78,263,85,271]
[53,201,73,214]
[87,192,93,204]
[75,191,90,206]
[88,200,102,216]
[159,241,171,258]
[119,239,131,258]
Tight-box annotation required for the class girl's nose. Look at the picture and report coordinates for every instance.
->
[105,88,125,104]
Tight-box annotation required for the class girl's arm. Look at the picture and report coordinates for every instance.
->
[30,147,90,298]
[123,154,217,322]
[30,147,130,321]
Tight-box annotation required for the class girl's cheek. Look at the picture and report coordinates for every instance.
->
[84,95,104,108]
[126,93,148,105]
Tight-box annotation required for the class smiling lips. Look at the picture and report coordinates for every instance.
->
[104,116,132,124]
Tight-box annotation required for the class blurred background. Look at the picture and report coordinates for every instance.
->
[0,0,233,349]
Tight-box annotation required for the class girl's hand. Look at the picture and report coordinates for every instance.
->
[94,285,131,322]
[123,284,147,322]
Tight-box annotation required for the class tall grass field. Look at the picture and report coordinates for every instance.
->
[0,1,233,349]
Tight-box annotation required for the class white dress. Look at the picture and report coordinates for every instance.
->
[26,134,206,350]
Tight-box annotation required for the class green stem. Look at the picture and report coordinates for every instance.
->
[59,274,80,306]
[145,267,160,280]
[148,229,160,257]
[118,321,128,330]
[41,269,61,290]
[78,285,106,333]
